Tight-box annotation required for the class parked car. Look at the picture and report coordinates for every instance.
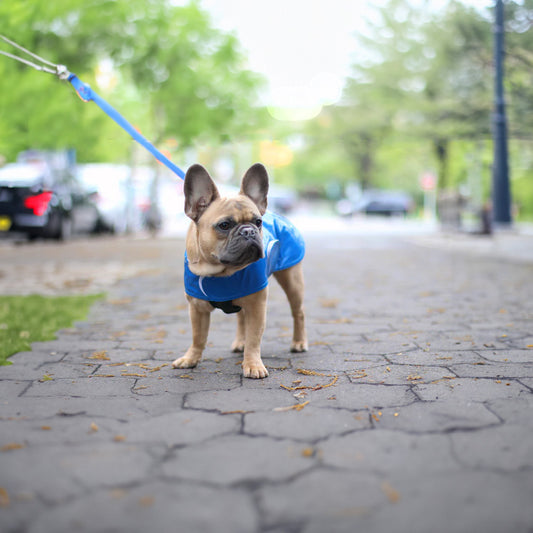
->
[77,163,162,234]
[0,162,100,240]
[268,184,297,214]
[337,190,414,217]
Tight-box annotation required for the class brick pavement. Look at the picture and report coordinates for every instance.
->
[0,230,532,533]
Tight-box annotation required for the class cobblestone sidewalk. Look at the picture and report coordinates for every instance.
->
[1,232,532,533]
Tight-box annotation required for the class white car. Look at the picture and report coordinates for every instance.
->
[76,164,153,233]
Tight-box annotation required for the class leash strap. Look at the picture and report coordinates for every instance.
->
[1,34,186,180]
[68,74,185,179]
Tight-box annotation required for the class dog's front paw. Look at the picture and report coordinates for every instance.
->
[172,355,199,369]
[242,360,269,379]
[290,340,308,353]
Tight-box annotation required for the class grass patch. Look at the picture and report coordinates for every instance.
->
[0,294,104,365]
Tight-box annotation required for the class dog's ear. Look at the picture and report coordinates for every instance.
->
[184,164,220,222]
[240,163,269,215]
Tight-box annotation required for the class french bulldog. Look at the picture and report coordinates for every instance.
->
[172,163,307,378]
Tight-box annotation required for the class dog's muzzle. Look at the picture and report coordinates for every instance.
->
[219,225,264,266]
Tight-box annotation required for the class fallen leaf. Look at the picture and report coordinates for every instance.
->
[319,298,340,309]
[139,496,154,507]
[1,443,25,452]
[148,364,168,373]
[110,488,127,499]
[39,374,53,382]
[274,401,310,412]
[113,435,126,442]
[89,351,110,361]
[0,487,10,507]
[109,298,132,305]
[381,481,401,503]
[89,422,99,433]
[301,447,314,457]
[297,369,331,377]
[41,426,52,431]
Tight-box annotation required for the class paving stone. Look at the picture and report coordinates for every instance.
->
[244,406,371,441]
[30,339,120,353]
[161,434,314,484]
[259,469,386,528]
[451,424,533,471]
[26,482,259,533]
[0,445,89,504]
[449,361,533,378]
[385,349,485,366]
[0,416,117,447]
[63,348,157,364]
[118,410,240,446]
[486,396,533,426]
[7,350,66,366]
[304,471,533,533]
[346,363,454,385]
[184,387,298,412]
[320,429,458,473]
[372,400,501,433]
[307,383,418,410]
[519,377,533,391]
[478,348,533,363]
[60,442,159,488]
[413,378,530,402]
[23,377,136,398]
[0,379,32,398]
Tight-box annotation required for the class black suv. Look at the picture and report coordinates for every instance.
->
[0,161,100,240]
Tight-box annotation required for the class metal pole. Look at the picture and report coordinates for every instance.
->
[491,0,512,226]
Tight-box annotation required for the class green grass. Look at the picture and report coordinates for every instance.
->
[0,294,104,365]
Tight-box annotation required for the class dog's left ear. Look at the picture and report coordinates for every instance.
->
[240,163,269,215]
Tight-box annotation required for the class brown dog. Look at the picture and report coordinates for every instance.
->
[172,163,307,378]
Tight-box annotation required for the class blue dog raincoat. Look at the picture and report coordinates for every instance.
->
[184,211,305,313]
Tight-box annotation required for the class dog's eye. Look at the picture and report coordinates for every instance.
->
[255,218,262,228]
[217,220,232,232]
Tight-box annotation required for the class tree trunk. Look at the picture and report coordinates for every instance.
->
[434,138,449,190]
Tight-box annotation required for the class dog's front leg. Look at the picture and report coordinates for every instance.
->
[235,289,268,379]
[172,297,212,369]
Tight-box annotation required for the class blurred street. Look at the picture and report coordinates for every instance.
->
[1,216,532,533]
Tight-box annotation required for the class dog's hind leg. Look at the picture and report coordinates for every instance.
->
[273,263,308,353]
[231,310,246,353]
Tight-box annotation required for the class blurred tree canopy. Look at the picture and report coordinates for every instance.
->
[0,0,265,162]
[282,0,533,217]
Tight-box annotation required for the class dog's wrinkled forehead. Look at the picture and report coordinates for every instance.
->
[215,196,262,222]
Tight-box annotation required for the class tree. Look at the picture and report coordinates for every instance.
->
[336,0,495,190]
[0,0,265,162]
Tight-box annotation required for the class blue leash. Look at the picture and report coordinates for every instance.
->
[68,74,185,179]
[0,34,186,180]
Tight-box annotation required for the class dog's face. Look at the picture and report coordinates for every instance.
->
[184,163,269,277]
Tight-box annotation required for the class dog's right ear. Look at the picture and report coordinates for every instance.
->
[184,164,220,222]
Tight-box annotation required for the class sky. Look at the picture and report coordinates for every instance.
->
[200,0,493,120]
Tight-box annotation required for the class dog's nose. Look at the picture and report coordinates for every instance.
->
[238,225,256,239]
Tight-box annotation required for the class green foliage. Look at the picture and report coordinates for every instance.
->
[290,0,533,219]
[0,294,104,365]
[0,0,265,162]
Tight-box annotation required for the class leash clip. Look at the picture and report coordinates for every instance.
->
[55,64,70,80]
